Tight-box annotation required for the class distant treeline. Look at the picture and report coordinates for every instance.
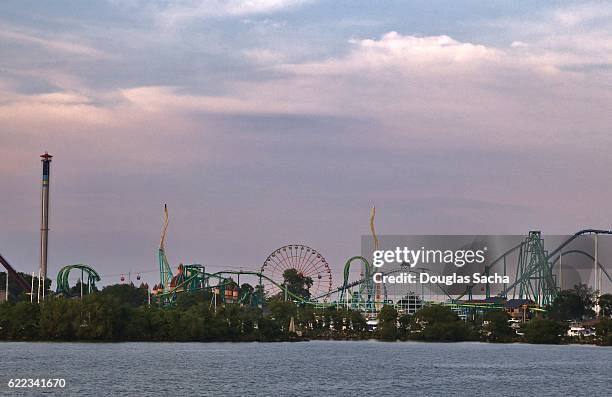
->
[1,283,611,345]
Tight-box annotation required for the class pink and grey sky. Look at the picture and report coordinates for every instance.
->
[1,1,612,286]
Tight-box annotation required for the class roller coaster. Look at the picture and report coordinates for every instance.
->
[0,252,30,293]
[2,204,610,320]
[147,206,612,314]
[455,230,612,305]
[56,264,100,296]
[150,206,612,317]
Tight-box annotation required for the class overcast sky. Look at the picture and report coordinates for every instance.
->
[1,1,612,287]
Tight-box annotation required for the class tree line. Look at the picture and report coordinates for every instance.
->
[1,271,611,345]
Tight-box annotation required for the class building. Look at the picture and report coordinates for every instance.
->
[504,299,538,321]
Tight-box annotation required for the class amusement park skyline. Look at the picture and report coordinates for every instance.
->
[2,1,612,287]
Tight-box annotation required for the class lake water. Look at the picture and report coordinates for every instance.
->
[0,341,610,396]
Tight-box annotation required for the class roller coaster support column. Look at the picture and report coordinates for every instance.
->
[594,235,600,316]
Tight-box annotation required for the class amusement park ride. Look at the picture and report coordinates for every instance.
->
[144,205,612,318]
[2,203,612,319]
[1,154,612,319]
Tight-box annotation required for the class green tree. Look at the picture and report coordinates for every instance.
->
[98,284,147,307]
[329,308,347,334]
[410,305,472,341]
[377,305,398,340]
[398,314,411,338]
[39,297,79,340]
[297,305,315,334]
[522,319,567,344]
[7,301,40,340]
[349,309,367,335]
[482,310,514,342]
[257,317,281,340]
[267,299,297,331]
[594,317,612,346]
[598,294,612,317]
[175,290,210,310]
[239,283,255,305]
[281,269,313,300]
[548,290,585,320]
[572,284,596,318]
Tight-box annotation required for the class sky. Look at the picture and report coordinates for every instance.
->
[1,1,612,288]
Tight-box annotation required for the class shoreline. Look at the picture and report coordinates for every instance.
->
[1,338,609,347]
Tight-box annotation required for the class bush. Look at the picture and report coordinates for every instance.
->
[522,319,567,344]
[594,317,612,346]
[410,305,474,342]
[482,310,515,343]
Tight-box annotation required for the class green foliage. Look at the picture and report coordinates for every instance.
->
[0,272,51,301]
[398,314,411,338]
[0,301,40,340]
[174,290,211,310]
[349,309,367,333]
[482,310,515,342]
[98,284,148,307]
[0,284,288,342]
[522,319,567,344]
[377,305,398,340]
[413,305,460,324]
[268,298,297,331]
[422,321,472,341]
[594,317,612,346]
[572,284,596,310]
[0,283,600,345]
[68,280,98,297]
[281,269,313,300]
[548,285,595,321]
[409,305,473,342]
[598,294,612,317]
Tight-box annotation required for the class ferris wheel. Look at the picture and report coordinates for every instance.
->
[261,244,333,300]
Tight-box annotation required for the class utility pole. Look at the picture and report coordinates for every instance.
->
[559,253,563,291]
[30,272,34,303]
[5,272,8,302]
[37,268,41,303]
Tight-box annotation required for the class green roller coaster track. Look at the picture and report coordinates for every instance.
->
[56,264,101,295]
[454,229,612,305]
[155,205,611,313]
[154,267,326,306]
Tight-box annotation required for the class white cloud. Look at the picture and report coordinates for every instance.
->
[4,27,611,160]
[157,0,314,24]
[280,32,499,77]
[119,85,328,115]
[354,32,494,62]
[0,28,110,58]
[491,3,612,71]
[510,41,528,48]
[238,31,612,151]
[553,3,612,26]
[242,48,288,64]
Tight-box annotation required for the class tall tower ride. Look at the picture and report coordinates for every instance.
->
[39,152,52,293]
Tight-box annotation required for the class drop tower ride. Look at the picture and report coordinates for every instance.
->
[39,152,52,295]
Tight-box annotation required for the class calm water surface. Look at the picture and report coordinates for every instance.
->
[0,341,610,396]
